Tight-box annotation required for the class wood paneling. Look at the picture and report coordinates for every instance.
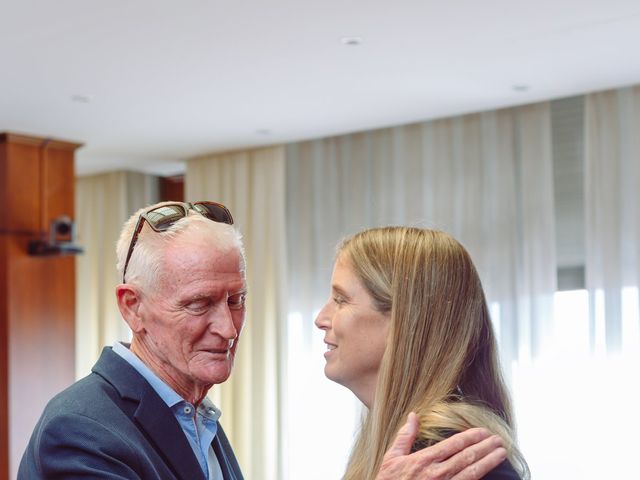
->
[159,175,185,202]
[0,141,7,479]
[0,133,81,480]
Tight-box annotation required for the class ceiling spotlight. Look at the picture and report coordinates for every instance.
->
[340,36,363,46]
[512,85,530,92]
[71,94,95,103]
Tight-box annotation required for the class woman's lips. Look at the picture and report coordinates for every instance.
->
[324,341,337,358]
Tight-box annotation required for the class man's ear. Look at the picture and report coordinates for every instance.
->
[116,284,145,333]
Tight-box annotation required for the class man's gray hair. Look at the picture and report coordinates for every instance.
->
[116,202,245,290]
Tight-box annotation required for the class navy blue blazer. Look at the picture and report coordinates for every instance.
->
[18,347,244,479]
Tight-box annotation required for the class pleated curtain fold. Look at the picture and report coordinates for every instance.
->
[584,85,640,353]
[75,171,159,378]
[186,146,288,480]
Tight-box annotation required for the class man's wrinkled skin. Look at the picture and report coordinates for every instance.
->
[377,413,507,480]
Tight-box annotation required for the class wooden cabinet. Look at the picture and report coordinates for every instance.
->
[159,174,185,202]
[0,133,81,480]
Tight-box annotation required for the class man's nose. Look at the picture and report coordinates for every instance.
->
[209,303,238,340]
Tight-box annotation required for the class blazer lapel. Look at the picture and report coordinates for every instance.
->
[134,389,205,480]
[213,424,244,480]
[93,348,205,480]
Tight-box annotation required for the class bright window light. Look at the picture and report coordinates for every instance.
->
[594,288,606,354]
[286,312,359,480]
[514,289,639,479]
[622,287,640,352]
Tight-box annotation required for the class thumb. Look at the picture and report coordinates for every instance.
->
[383,412,419,460]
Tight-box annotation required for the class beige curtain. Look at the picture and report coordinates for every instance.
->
[186,146,287,480]
[75,171,158,378]
[585,85,640,353]
[518,86,640,480]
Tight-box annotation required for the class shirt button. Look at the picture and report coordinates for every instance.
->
[184,406,193,414]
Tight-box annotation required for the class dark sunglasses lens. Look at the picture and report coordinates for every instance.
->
[193,202,234,224]
[146,205,187,230]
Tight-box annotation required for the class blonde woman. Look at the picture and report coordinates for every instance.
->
[315,227,530,480]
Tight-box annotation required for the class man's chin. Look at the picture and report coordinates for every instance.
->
[196,363,234,385]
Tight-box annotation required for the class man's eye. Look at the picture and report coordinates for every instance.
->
[228,293,246,310]
[333,296,346,305]
[186,299,210,312]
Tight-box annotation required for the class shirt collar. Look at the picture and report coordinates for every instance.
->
[112,341,186,408]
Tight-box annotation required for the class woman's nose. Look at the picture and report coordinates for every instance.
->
[314,301,332,330]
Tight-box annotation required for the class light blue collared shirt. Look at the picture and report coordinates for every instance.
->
[113,342,223,479]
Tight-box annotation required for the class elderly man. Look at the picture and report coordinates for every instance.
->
[19,201,506,479]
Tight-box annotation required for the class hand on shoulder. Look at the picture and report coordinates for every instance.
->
[376,413,507,480]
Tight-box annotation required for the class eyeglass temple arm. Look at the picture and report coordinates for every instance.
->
[122,216,147,283]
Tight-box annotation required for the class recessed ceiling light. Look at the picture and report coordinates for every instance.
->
[71,94,95,103]
[340,36,363,46]
[512,85,530,92]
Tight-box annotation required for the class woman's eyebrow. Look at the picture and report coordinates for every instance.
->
[331,284,350,298]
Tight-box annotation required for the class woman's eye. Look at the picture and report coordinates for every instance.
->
[228,293,246,310]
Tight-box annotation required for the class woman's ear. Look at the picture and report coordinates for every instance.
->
[116,284,145,333]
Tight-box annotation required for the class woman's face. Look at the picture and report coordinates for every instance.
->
[314,255,390,407]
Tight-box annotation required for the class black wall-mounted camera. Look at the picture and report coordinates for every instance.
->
[28,215,84,256]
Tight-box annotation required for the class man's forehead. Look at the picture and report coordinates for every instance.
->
[178,218,239,246]
[155,266,245,295]
[165,233,240,257]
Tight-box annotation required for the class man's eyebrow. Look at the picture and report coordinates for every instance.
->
[181,293,210,304]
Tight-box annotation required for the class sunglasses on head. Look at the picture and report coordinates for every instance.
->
[122,201,234,283]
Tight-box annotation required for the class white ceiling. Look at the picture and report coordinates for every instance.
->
[2,0,640,176]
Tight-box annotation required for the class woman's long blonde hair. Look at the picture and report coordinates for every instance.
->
[339,227,529,479]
